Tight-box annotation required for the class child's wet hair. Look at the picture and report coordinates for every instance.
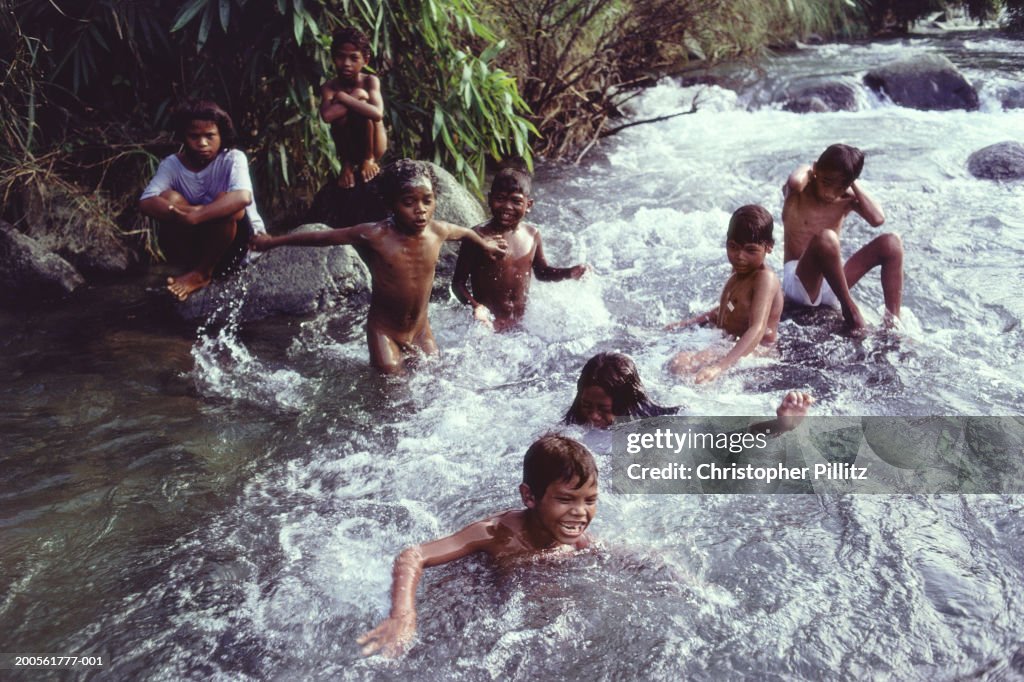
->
[332,26,372,61]
[564,352,675,425]
[815,143,864,186]
[379,159,438,205]
[172,100,236,148]
[727,205,774,245]
[523,434,597,500]
[491,157,532,196]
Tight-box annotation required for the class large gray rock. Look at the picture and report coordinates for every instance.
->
[864,54,978,111]
[20,183,135,274]
[0,220,84,305]
[174,224,370,323]
[306,160,486,229]
[783,82,858,113]
[968,141,1024,180]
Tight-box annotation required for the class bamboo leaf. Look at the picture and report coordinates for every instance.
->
[293,9,304,44]
[278,143,290,185]
[171,0,207,32]
[198,3,213,49]
[219,0,231,32]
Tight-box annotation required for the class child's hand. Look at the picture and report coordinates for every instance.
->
[570,264,591,280]
[472,304,494,329]
[775,391,815,431]
[357,612,416,658]
[167,204,199,226]
[249,233,274,252]
[484,236,507,259]
[694,364,723,384]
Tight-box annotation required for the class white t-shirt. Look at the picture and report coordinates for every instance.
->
[140,149,266,234]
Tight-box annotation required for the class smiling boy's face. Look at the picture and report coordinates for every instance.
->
[521,475,598,547]
[488,190,533,230]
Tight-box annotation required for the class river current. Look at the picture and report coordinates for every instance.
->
[2,31,1023,680]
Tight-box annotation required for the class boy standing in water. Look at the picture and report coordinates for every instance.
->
[781,143,903,330]
[357,435,598,658]
[321,27,387,189]
[250,160,506,373]
[452,166,588,330]
[667,205,783,383]
[139,101,267,301]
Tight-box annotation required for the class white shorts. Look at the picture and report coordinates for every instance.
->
[783,260,840,308]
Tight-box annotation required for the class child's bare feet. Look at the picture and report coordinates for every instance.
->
[167,271,211,301]
[360,158,381,183]
[775,391,814,431]
[338,163,356,189]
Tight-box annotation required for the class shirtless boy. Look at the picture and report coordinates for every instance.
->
[668,205,783,383]
[357,434,598,657]
[250,160,505,373]
[321,27,387,188]
[452,167,588,330]
[782,143,903,330]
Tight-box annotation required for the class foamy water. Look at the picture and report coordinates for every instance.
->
[2,31,1023,681]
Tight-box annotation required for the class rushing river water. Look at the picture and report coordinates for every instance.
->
[2,31,1023,681]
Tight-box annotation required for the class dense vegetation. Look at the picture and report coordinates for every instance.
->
[0,0,1018,258]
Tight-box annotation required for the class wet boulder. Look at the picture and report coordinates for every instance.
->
[20,183,135,274]
[306,160,485,230]
[967,141,1024,181]
[173,224,371,323]
[0,220,84,306]
[864,54,978,111]
[783,82,858,113]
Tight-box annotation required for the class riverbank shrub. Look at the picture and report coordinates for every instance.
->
[0,0,532,245]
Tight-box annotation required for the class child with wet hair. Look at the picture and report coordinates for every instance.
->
[667,204,783,384]
[357,434,598,658]
[139,100,267,301]
[782,143,903,330]
[321,26,387,188]
[565,351,814,433]
[564,352,676,428]
[251,160,506,373]
[452,160,589,331]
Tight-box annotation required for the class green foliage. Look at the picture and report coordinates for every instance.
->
[1,0,534,243]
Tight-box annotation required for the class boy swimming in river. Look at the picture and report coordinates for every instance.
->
[452,165,588,331]
[250,160,506,373]
[782,143,903,330]
[139,101,267,301]
[321,27,387,188]
[357,434,598,658]
[667,205,783,384]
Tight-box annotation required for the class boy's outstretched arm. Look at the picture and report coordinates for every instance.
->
[249,224,371,251]
[357,521,496,658]
[665,308,717,331]
[442,223,507,259]
[532,233,588,281]
[850,180,885,227]
[695,271,777,384]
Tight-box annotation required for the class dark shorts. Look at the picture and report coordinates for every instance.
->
[213,213,254,280]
